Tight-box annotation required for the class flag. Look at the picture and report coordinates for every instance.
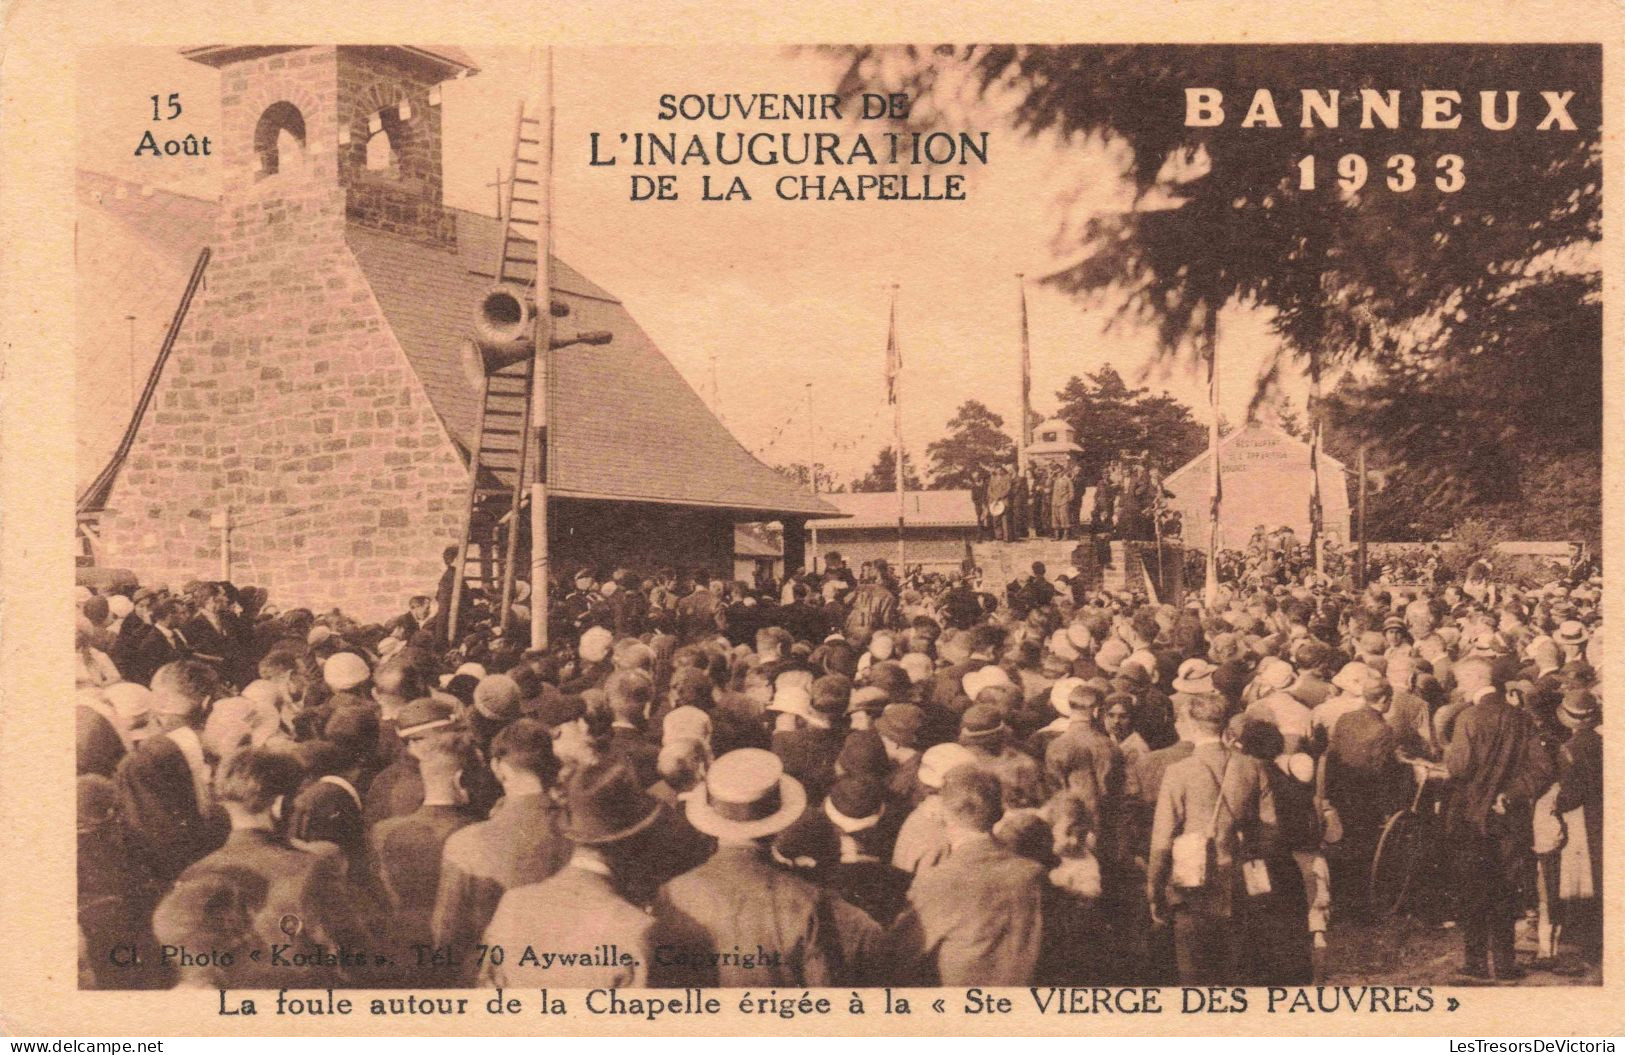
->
[884,293,901,406]
[1018,276,1033,447]
[1309,427,1324,545]
[1208,343,1222,523]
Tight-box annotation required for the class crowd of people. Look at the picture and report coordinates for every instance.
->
[74,544,1603,990]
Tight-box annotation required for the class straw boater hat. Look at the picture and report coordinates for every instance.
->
[766,684,817,724]
[1047,629,1080,663]
[1095,638,1130,675]
[662,705,713,746]
[687,748,807,840]
[1171,657,1219,695]
[1553,620,1591,646]
[898,652,933,684]
[578,625,614,663]
[961,664,1012,700]
[1254,656,1296,692]
[1332,662,1380,696]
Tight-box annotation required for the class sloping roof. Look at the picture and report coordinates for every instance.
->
[76,171,219,499]
[346,213,837,518]
[181,45,479,77]
[818,489,977,531]
[1163,421,1348,488]
[75,168,837,520]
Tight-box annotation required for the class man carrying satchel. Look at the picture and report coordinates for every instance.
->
[1147,693,1278,984]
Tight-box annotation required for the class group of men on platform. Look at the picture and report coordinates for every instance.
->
[973,455,1174,546]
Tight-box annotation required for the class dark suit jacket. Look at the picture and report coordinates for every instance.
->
[130,627,188,686]
[481,865,653,988]
[288,776,368,877]
[181,614,231,667]
[888,832,1046,985]
[651,845,859,987]
[828,858,912,928]
[363,756,424,831]
[111,617,154,682]
[606,726,661,789]
[1443,694,1554,835]
[114,730,228,880]
[370,804,481,951]
[771,726,843,802]
[1324,706,1403,825]
[432,793,572,964]
[172,828,373,986]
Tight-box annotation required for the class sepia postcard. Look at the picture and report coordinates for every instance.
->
[0,0,1621,1039]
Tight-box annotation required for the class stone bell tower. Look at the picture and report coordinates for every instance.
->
[183,45,473,243]
[94,46,479,617]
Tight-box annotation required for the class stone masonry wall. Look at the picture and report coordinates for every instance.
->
[336,47,457,245]
[97,46,469,621]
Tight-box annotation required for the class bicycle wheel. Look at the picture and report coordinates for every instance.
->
[1369,809,1422,916]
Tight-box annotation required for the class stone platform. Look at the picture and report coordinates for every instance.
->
[970,537,1184,602]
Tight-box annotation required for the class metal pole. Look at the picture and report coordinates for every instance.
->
[1204,310,1221,608]
[528,47,556,652]
[806,381,819,572]
[221,508,231,582]
[1016,274,1031,478]
[891,284,905,574]
[125,314,137,410]
[1357,444,1369,589]
[1309,353,1325,578]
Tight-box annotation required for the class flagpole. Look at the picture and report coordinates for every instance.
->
[528,47,556,651]
[889,284,906,574]
[806,381,819,573]
[1204,309,1221,608]
[1017,274,1032,478]
[1356,444,1368,590]
[1308,351,1325,579]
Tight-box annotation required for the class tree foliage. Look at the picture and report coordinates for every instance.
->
[1053,365,1207,481]
[773,462,844,494]
[828,45,1601,537]
[1323,272,1601,543]
[925,399,1016,488]
[850,446,924,493]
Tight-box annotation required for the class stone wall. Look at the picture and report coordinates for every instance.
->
[336,47,457,245]
[96,46,470,621]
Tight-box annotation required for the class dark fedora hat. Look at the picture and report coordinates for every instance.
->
[561,760,662,845]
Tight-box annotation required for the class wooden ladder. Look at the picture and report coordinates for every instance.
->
[447,103,546,642]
